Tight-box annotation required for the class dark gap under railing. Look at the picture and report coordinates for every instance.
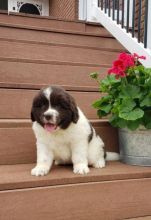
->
[144,0,148,48]
[98,0,149,49]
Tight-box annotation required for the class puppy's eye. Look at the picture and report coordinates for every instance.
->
[34,99,48,109]
[35,103,44,108]
[59,98,70,109]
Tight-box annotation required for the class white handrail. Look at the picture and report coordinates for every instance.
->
[82,0,151,68]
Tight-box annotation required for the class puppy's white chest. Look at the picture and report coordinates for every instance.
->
[53,143,71,162]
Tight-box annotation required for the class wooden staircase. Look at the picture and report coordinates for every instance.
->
[0,12,151,220]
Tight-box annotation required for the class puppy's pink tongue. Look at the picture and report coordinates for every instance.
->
[44,124,56,132]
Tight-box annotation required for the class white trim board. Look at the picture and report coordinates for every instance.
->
[79,0,87,20]
[8,0,49,16]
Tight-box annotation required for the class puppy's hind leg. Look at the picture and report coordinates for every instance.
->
[88,135,106,169]
[71,140,89,175]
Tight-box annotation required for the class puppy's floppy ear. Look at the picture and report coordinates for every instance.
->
[31,98,36,122]
[68,95,79,123]
[31,107,35,122]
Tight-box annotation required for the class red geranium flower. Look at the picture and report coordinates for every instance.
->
[133,53,146,60]
[107,53,146,78]
[108,65,126,78]
[118,53,135,68]
[113,60,127,71]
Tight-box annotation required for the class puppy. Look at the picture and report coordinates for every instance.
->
[31,86,119,176]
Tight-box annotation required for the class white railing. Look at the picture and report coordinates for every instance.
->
[79,0,151,68]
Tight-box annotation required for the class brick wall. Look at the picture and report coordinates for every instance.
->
[49,0,78,20]
[135,0,145,42]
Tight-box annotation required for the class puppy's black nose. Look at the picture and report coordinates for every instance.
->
[44,114,52,121]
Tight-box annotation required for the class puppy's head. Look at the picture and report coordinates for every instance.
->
[31,86,79,132]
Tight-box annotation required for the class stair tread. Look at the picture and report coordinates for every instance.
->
[0,12,112,37]
[0,27,124,52]
[0,59,107,91]
[128,217,151,220]
[0,41,118,66]
[0,161,151,191]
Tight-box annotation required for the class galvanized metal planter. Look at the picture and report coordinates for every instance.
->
[118,128,151,166]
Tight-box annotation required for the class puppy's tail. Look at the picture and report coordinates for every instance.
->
[106,152,120,161]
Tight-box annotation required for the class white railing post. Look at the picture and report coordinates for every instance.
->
[147,1,151,50]
[124,0,133,27]
[78,0,87,20]
[86,0,98,22]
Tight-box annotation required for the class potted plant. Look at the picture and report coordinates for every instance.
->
[90,52,151,166]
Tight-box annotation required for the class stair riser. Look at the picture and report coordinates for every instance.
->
[0,26,124,51]
[0,41,119,66]
[0,122,118,165]
[0,179,151,220]
[0,89,102,119]
[0,127,36,165]
[0,13,87,33]
[0,12,111,36]
[0,61,107,91]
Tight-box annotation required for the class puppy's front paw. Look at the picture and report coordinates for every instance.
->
[93,159,105,168]
[31,165,50,176]
[73,163,89,175]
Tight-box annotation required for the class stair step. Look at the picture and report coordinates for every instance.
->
[0,26,124,52]
[0,40,119,66]
[0,13,125,91]
[128,217,151,220]
[0,162,151,220]
[1,12,149,220]
[0,12,111,37]
[0,161,151,191]
[0,88,103,119]
[0,60,107,91]
[0,119,118,165]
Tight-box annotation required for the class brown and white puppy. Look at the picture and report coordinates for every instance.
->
[31,86,119,176]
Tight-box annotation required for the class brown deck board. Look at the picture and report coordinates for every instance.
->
[1,177,151,220]
[0,12,111,37]
[0,161,151,191]
[0,89,101,119]
[0,119,118,165]
[128,217,151,220]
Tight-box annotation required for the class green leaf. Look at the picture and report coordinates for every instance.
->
[144,77,151,87]
[101,75,120,87]
[101,77,110,86]
[110,115,127,128]
[97,109,108,117]
[92,99,102,109]
[107,75,121,84]
[92,95,112,109]
[100,104,112,113]
[90,72,99,79]
[145,122,151,129]
[142,111,151,129]
[127,120,140,130]
[119,98,136,112]
[120,85,141,99]
[119,108,144,120]
[140,95,151,107]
